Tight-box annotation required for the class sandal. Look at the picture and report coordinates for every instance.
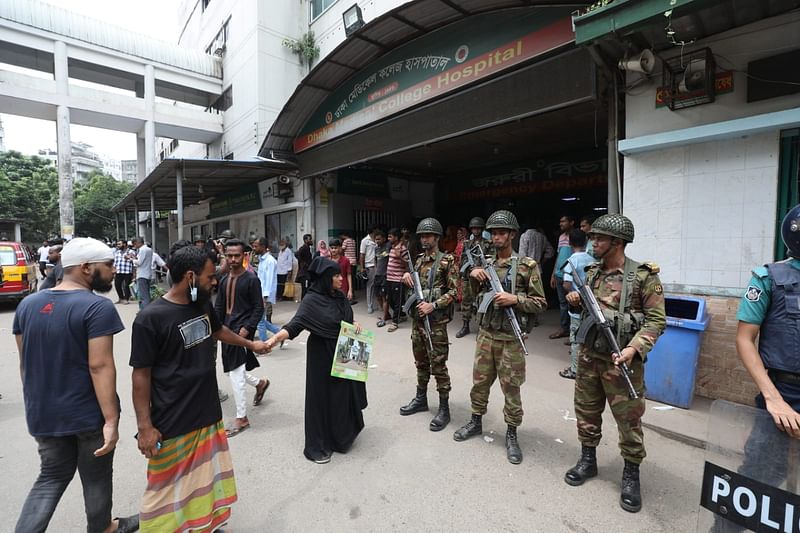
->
[113,515,139,533]
[388,323,398,332]
[549,329,569,339]
[376,319,386,327]
[225,423,250,438]
[253,379,270,406]
[559,367,577,380]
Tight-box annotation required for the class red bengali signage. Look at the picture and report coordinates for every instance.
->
[294,13,575,153]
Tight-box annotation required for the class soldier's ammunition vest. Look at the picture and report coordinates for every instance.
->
[411,252,455,323]
[477,255,537,335]
[577,258,647,355]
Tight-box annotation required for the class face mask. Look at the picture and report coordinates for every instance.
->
[189,275,198,302]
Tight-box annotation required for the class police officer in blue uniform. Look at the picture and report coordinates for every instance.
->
[713,205,800,531]
[736,203,800,438]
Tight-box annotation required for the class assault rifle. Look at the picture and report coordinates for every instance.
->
[402,250,434,352]
[470,245,529,356]
[566,259,638,399]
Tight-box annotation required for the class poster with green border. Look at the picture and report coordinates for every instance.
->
[331,321,374,382]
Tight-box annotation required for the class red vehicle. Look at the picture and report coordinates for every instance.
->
[0,241,38,302]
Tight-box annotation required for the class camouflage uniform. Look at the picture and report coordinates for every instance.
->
[470,255,547,426]
[410,251,458,392]
[574,260,666,463]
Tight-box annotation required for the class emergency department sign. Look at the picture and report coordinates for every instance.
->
[295,8,576,153]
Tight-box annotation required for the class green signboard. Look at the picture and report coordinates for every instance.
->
[295,8,575,153]
[336,171,389,197]
[209,183,262,219]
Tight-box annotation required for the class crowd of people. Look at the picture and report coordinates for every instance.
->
[11,202,800,531]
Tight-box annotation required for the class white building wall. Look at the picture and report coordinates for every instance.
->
[177,0,305,160]
[624,133,779,290]
[622,13,800,292]
[309,0,406,60]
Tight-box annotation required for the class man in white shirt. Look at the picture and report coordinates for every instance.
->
[37,241,50,279]
[130,237,153,309]
[252,237,281,342]
[359,227,378,314]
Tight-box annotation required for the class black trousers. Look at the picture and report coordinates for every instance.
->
[277,274,288,300]
[387,281,405,325]
[114,273,132,301]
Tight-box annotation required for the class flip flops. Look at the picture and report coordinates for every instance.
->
[549,330,569,339]
[253,379,270,406]
[388,323,398,332]
[225,423,250,438]
[376,319,386,327]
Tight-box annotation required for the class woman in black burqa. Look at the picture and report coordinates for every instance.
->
[265,257,368,463]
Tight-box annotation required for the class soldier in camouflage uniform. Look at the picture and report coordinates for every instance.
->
[563,213,666,513]
[456,217,491,339]
[453,210,547,464]
[398,218,458,431]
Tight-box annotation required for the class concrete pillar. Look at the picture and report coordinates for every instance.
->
[144,120,155,176]
[144,64,156,177]
[134,203,140,238]
[607,81,620,214]
[54,41,74,239]
[14,223,22,242]
[56,105,73,239]
[115,212,120,241]
[136,137,146,183]
[123,207,128,239]
[144,65,155,110]
[150,191,157,252]
[54,41,68,95]
[176,167,184,240]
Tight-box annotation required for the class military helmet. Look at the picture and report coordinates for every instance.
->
[416,217,443,236]
[485,210,519,231]
[589,213,635,243]
[782,203,800,258]
[468,217,485,229]
[219,229,235,240]
[192,234,204,243]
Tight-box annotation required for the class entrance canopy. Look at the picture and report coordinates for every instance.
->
[259,0,591,167]
[111,158,297,240]
[112,158,297,212]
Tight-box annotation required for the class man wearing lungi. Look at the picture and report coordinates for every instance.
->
[131,245,268,532]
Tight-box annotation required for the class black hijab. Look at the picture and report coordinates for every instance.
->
[289,257,353,338]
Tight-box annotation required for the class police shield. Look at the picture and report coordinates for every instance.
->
[698,400,800,532]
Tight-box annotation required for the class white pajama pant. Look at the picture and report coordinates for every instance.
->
[228,364,261,419]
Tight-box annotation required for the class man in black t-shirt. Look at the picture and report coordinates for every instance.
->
[130,246,269,531]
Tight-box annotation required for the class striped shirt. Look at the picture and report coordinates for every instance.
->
[343,238,357,266]
[113,249,134,274]
[386,243,408,282]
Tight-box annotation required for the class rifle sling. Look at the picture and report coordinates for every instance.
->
[615,257,638,347]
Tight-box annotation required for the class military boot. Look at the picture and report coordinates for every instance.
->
[564,445,598,486]
[455,319,470,338]
[429,394,450,432]
[620,460,642,513]
[505,425,523,464]
[453,414,482,441]
[399,388,428,416]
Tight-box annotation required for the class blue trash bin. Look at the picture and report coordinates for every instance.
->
[644,295,710,409]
